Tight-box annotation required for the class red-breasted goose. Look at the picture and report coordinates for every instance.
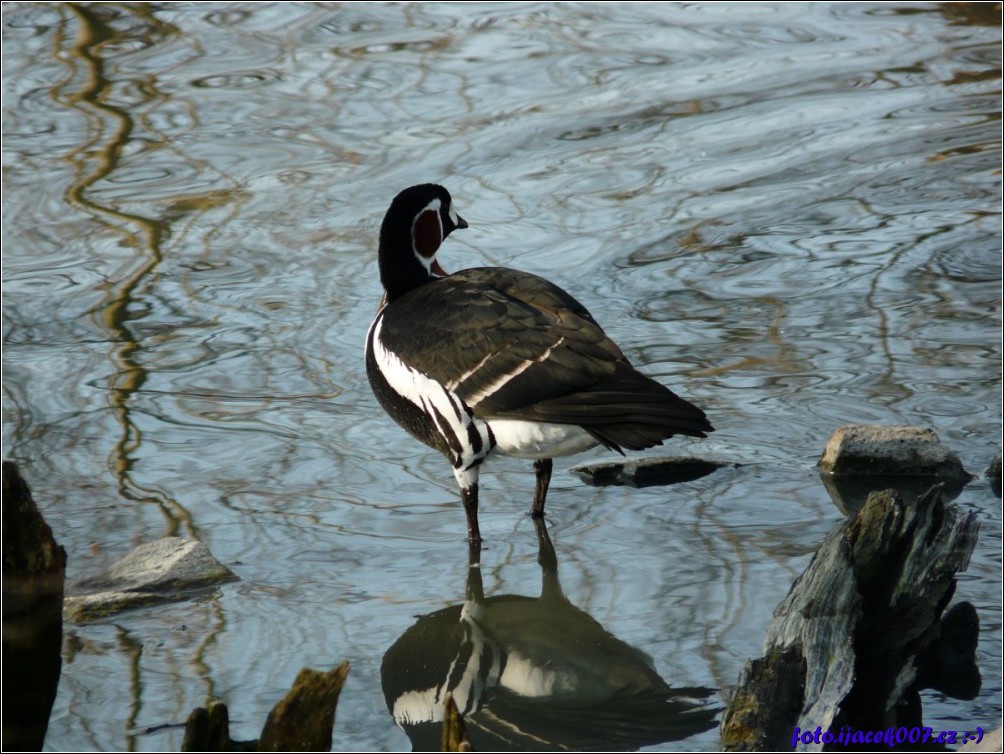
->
[365,184,713,544]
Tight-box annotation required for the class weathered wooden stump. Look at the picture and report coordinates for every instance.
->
[2,462,67,752]
[720,485,979,751]
[182,661,350,752]
[181,700,255,752]
[259,664,351,752]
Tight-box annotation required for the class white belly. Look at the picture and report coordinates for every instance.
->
[489,419,598,459]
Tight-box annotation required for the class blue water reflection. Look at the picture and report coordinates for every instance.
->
[1,2,999,751]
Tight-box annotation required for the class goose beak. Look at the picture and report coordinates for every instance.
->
[456,214,468,230]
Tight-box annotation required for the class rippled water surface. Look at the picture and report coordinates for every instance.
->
[3,2,1001,751]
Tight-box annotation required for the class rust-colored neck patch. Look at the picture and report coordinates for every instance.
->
[412,209,442,259]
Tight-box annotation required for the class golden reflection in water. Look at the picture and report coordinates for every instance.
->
[49,7,242,739]
[52,3,186,536]
[48,4,248,540]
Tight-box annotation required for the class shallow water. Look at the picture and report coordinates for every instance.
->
[2,2,1001,751]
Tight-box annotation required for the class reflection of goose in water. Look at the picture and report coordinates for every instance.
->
[381,520,719,751]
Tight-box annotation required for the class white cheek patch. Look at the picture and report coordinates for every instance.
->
[448,204,459,228]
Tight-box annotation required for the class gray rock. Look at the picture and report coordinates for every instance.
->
[65,537,238,623]
[818,425,972,479]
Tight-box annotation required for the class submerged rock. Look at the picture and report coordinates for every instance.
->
[915,601,981,701]
[987,452,1002,478]
[571,456,734,488]
[65,537,237,623]
[817,425,972,478]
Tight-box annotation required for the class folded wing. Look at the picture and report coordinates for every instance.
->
[378,267,713,453]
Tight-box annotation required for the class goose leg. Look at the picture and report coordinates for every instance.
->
[531,458,553,518]
[466,537,484,593]
[532,515,556,570]
[461,484,481,545]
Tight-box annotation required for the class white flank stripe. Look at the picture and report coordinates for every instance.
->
[466,336,566,407]
[465,359,534,407]
[444,351,495,391]
[498,649,559,698]
[371,317,492,472]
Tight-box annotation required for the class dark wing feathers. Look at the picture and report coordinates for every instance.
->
[379,267,713,450]
[503,362,714,452]
[379,268,620,408]
[455,267,604,327]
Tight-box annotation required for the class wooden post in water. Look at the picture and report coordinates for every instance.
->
[2,462,67,752]
[721,485,980,751]
[182,662,350,752]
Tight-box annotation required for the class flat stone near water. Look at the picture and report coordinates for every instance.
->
[818,425,972,479]
[65,537,238,623]
[571,456,734,488]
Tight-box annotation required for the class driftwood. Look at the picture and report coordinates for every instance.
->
[182,662,350,752]
[182,700,254,752]
[721,485,979,751]
[2,461,67,752]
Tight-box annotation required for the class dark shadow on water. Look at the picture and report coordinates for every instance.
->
[381,518,719,752]
[819,472,970,516]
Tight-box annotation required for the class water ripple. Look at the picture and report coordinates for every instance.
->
[4,3,1000,752]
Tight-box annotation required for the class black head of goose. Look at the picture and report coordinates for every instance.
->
[365,184,713,545]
